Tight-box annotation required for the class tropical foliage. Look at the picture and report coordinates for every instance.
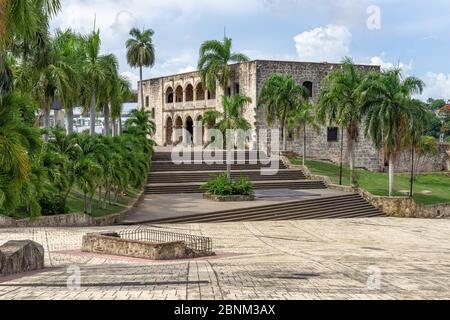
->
[359,68,428,196]
[126,28,155,110]
[203,173,254,196]
[0,1,154,218]
[258,74,309,151]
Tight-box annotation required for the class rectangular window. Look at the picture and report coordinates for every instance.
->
[151,108,155,119]
[235,83,240,95]
[327,127,339,142]
[145,96,150,107]
[226,87,231,96]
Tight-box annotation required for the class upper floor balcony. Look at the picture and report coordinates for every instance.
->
[164,82,217,111]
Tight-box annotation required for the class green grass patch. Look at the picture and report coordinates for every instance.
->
[290,158,450,205]
[66,187,141,218]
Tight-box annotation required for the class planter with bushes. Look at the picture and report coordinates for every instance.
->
[202,174,255,202]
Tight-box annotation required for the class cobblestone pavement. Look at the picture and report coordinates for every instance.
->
[0,217,449,300]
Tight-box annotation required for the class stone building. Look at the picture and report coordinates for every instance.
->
[139,59,422,172]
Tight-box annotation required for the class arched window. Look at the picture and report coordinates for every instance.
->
[303,81,313,98]
[166,87,174,103]
[185,84,194,102]
[195,83,205,101]
[175,86,183,102]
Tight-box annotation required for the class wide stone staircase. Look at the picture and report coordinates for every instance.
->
[147,152,326,194]
[143,151,385,222]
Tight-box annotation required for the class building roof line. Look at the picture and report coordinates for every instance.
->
[140,59,380,83]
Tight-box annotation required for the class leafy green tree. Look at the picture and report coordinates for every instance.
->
[359,69,426,196]
[126,28,155,110]
[258,74,309,152]
[426,98,446,111]
[216,95,252,147]
[111,76,132,137]
[0,93,41,215]
[96,54,119,136]
[198,37,249,177]
[317,57,364,186]
[286,100,320,167]
[81,30,115,136]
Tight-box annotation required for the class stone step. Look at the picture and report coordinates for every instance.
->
[132,194,384,224]
[144,180,327,194]
[147,170,307,183]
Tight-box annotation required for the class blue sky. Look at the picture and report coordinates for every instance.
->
[50,0,450,100]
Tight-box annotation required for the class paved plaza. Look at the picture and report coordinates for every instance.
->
[0,217,449,300]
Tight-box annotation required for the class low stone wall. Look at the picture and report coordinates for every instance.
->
[82,233,191,260]
[0,190,144,228]
[282,156,450,219]
[203,193,255,202]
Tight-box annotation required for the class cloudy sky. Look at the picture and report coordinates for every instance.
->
[50,0,450,100]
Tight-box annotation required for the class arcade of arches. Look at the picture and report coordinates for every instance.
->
[164,114,206,146]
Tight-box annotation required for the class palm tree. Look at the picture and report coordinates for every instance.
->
[81,30,116,136]
[286,100,319,167]
[111,76,132,137]
[216,95,252,170]
[0,93,41,214]
[198,37,249,96]
[258,74,309,152]
[359,68,425,196]
[0,0,61,50]
[126,28,155,110]
[97,54,120,136]
[52,29,85,135]
[20,29,77,140]
[317,57,364,186]
[198,37,249,177]
[124,109,156,137]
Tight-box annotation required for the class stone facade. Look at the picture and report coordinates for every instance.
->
[140,60,414,172]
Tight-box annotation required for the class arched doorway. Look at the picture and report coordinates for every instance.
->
[174,116,183,145]
[165,117,173,145]
[185,84,194,102]
[185,116,194,145]
[166,87,174,103]
[196,115,205,145]
[195,83,205,101]
[175,86,183,102]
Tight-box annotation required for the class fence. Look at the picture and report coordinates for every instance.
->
[119,228,213,254]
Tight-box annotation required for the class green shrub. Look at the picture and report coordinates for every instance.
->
[202,173,254,196]
[39,194,68,216]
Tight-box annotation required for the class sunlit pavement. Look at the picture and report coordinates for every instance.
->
[0,217,449,300]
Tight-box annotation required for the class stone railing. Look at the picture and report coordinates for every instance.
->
[0,190,144,228]
[281,156,450,219]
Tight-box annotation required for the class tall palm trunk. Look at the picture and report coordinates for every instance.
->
[302,123,307,167]
[103,102,110,136]
[118,116,122,136]
[90,92,96,135]
[348,137,356,186]
[112,118,117,137]
[281,125,287,152]
[67,107,74,135]
[139,65,144,111]
[43,94,50,141]
[388,155,395,196]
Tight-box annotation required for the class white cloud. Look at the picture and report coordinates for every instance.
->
[178,66,196,73]
[421,72,450,100]
[294,25,352,62]
[369,55,413,73]
[121,71,140,90]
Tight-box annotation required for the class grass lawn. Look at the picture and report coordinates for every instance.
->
[290,158,450,205]
[66,187,141,218]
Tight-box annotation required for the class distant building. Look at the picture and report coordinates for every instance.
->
[45,102,137,135]
[437,101,450,119]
